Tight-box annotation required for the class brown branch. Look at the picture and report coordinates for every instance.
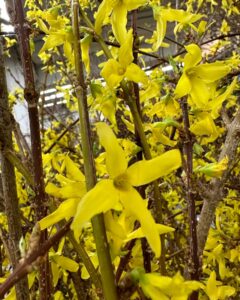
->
[12,0,51,297]
[201,32,240,46]
[0,36,30,299]
[0,221,71,298]
[181,99,199,299]
[44,118,79,154]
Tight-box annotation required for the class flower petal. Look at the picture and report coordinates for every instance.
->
[94,0,111,34]
[53,255,79,272]
[125,223,174,242]
[71,180,119,239]
[184,44,202,69]
[65,156,85,182]
[152,7,167,50]
[96,122,128,178]
[101,59,124,88]
[120,187,161,256]
[119,29,134,67]
[125,0,147,11]
[193,62,231,82]
[81,34,92,74]
[125,63,148,85]
[126,149,181,186]
[111,4,128,44]
[175,73,191,98]
[190,76,211,107]
[45,182,86,199]
[39,198,79,230]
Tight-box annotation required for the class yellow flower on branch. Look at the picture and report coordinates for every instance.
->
[95,0,147,44]
[149,6,204,50]
[131,269,204,300]
[39,156,86,229]
[101,30,148,88]
[175,44,231,108]
[205,271,235,300]
[71,122,182,257]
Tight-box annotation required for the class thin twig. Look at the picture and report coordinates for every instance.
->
[0,221,71,298]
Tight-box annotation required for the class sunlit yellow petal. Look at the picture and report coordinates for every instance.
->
[71,180,119,239]
[217,286,235,299]
[141,284,168,300]
[45,182,62,198]
[118,29,134,67]
[210,77,237,119]
[124,0,147,11]
[164,8,203,24]
[155,16,167,50]
[125,63,148,85]
[39,198,79,229]
[184,44,202,69]
[120,187,160,256]
[140,81,160,103]
[101,59,124,88]
[144,273,172,290]
[190,76,210,107]
[53,182,86,199]
[39,33,65,54]
[205,271,219,300]
[94,0,111,34]
[65,156,85,182]
[53,255,79,272]
[81,34,92,74]
[111,4,128,44]
[125,224,174,242]
[104,211,126,239]
[126,149,181,186]
[190,114,215,136]
[175,73,191,98]
[152,7,167,50]
[192,62,231,82]
[96,122,128,178]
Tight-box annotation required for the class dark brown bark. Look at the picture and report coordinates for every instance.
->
[181,99,199,300]
[9,0,52,298]
[0,38,29,300]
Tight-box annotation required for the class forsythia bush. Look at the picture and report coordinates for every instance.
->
[1,0,239,299]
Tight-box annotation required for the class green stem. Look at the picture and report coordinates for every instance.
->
[4,149,34,187]
[78,5,166,273]
[72,2,118,300]
[67,231,102,294]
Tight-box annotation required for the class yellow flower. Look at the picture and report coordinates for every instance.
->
[71,122,182,257]
[95,0,147,44]
[195,156,228,178]
[101,30,148,88]
[148,6,204,50]
[39,156,86,229]
[205,271,235,300]
[131,269,204,300]
[175,44,231,108]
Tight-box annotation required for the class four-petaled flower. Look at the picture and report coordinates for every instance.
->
[95,0,147,44]
[101,29,148,88]
[175,44,231,108]
[71,122,181,257]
